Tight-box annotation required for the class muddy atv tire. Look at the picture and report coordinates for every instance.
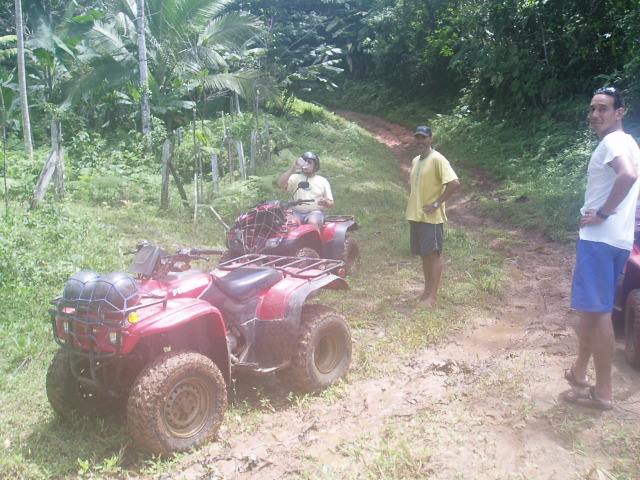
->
[127,350,228,455]
[283,305,351,392]
[293,246,320,259]
[342,235,360,276]
[624,289,640,368]
[46,349,118,420]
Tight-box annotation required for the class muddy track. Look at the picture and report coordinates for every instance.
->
[137,112,640,480]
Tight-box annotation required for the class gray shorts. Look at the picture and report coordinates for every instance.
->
[292,208,324,225]
[409,221,443,256]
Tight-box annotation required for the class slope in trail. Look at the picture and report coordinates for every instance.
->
[141,112,640,480]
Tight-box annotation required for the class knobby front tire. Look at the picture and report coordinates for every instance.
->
[127,350,228,455]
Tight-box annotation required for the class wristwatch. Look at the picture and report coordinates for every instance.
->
[433,201,440,208]
[596,208,610,220]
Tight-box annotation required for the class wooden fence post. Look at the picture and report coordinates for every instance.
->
[161,139,170,209]
[168,160,191,211]
[193,172,198,223]
[211,153,219,192]
[236,141,246,180]
[53,120,64,200]
[28,150,57,210]
[250,130,257,176]
[265,118,271,164]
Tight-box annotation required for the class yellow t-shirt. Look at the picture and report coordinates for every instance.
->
[406,150,458,224]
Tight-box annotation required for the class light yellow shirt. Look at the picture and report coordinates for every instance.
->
[406,150,458,224]
[287,173,333,212]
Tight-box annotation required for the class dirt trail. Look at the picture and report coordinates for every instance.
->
[146,112,640,479]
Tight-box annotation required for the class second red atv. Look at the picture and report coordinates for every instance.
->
[612,206,640,369]
[46,242,352,455]
[223,183,359,275]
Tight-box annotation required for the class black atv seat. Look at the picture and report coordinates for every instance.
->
[213,267,282,302]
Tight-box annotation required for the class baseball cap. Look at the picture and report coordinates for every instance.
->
[413,126,432,137]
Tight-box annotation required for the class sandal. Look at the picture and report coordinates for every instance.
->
[563,386,614,411]
[564,367,591,388]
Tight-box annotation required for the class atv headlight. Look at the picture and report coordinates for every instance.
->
[265,237,283,248]
[128,312,139,324]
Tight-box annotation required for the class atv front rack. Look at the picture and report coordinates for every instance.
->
[217,254,345,278]
[49,291,168,358]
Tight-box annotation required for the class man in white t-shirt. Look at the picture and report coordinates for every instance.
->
[564,87,640,411]
[277,151,334,228]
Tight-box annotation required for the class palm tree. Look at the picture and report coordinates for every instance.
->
[72,0,276,130]
[136,0,151,138]
[14,0,33,161]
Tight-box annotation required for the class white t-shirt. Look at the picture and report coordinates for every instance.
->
[287,173,333,212]
[579,130,640,250]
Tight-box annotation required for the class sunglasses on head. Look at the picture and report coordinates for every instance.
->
[594,86,624,108]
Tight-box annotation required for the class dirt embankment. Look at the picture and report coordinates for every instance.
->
[141,112,640,480]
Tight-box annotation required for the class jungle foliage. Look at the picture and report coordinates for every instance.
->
[1,0,640,147]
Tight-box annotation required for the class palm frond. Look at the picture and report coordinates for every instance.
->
[84,21,139,71]
[199,13,262,50]
[198,70,279,104]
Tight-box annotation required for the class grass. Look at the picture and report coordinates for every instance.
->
[1,97,637,478]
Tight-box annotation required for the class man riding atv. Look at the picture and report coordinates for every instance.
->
[278,151,334,229]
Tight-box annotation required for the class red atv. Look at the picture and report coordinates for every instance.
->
[46,242,351,455]
[612,205,640,369]
[223,182,359,275]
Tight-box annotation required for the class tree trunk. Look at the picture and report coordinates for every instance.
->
[15,0,34,161]
[136,0,152,141]
[1,86,8,214]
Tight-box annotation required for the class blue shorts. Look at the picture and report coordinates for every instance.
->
[571,239,629,312]
[409,221,444,256]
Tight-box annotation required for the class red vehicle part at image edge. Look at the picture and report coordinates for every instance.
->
[612,205,640,368]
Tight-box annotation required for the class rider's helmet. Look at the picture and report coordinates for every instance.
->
[301,151,320,172]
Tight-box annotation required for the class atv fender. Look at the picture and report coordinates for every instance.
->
[126,299,231,382]
[322,219,358,260]
[280,224,323,253]
[256,274,349,322]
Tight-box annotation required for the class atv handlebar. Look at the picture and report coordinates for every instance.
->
[172,247,225,263]
[128,243,225,278]
[189,248,225,256]
[284,199,314,208]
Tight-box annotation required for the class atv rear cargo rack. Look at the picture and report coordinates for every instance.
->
[217,254,345,278]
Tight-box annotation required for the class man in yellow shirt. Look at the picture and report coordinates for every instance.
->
[406,126,460,307]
